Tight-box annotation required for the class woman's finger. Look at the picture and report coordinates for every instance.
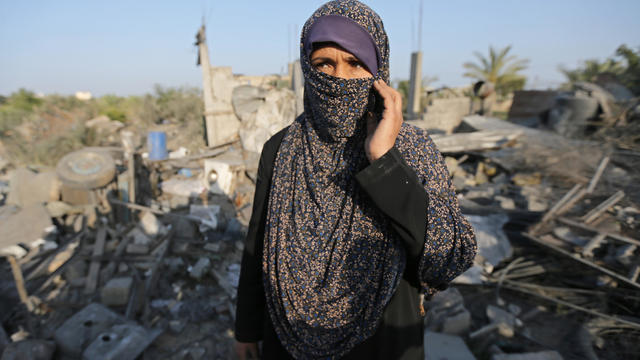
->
[373,80,402,110]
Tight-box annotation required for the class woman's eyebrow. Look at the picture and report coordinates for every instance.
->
[310,56,334,63]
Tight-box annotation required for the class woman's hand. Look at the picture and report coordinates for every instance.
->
[235,341,259,360]
[365,79,403,163]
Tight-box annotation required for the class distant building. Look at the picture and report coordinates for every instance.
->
[75,91,92,101]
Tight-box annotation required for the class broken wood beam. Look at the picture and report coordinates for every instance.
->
[85,227,107,294]
[581,233,607,258]
[100,234,132,284]
[555,188,588,216]
[581,190,625,224]
[586,156,610,194]
[557,217,640,247]
[8,255,34,312]
[524,232,640,290]
[540,184,583,224]
[501,282,640,330]
[629,265,640,284]
[430,130,523,153]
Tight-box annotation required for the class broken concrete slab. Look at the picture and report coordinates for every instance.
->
[232,86,296,153]
[466,214,512,272]
[0,339,55,360]
[203,153,245,197]
[492,351,564,360]
[6,168,60,208]
[54,303,125,357]
[426,288,472,335]
[424,331,476,360]
[189,204,221,231]
[190,257,211,280]
[0,204,55,259]
[101,277,133,306]
[82,323,162,360]
[126,227,151,246]
[419,97,471,134]
[487,305,522,338]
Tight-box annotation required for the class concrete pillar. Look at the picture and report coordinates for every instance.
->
[196,25,240,147]
[407,51,423,119]
[291,60,304,116]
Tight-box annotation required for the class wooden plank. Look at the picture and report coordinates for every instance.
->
[581,233,607,258]
[586,156,610,193]
[8,255,33,311]
[581,190,624,224]
[100,234,132,284]
[430,130,523,153]
[84,227,107,294]
[524,232,640,290]
[541,184,583,224]
[558,217,640,247]
[629,265,640,283]
[555,188,588,216]
[501,282,640,330]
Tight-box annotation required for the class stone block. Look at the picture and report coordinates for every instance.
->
[425,288,472,335]
[0,204,54,259]
[82,324,162,360]
[101,277,133,306]
[54,303,125,357]
[7,168,60,207]
[425,331,476,360]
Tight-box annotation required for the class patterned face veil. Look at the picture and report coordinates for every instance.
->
[300,0,390,140]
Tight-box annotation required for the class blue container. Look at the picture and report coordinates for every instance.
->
[147,131,168,161]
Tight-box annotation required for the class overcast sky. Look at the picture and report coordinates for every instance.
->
[1,0,639,96]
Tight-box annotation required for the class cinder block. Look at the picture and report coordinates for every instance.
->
[101,277,133,306]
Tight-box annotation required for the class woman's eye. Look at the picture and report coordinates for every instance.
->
[350,61,363,69]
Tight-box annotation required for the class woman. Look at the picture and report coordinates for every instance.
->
[235,1,477,359]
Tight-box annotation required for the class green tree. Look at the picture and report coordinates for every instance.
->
[463,45,529,97]
[558,58,624,83]
[616,44,640,95]
[558,44,640,96]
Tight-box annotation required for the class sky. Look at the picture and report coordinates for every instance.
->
[1,0,639,97]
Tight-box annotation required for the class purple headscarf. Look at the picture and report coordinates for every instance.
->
[304,15,380,75]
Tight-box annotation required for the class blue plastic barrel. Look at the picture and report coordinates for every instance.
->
[147,131,168,161]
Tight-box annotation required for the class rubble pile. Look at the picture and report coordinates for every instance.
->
[0,137,257,359]
[1,79,639,360]
[416,111,640,358]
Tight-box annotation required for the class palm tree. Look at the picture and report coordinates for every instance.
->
[558,58,624,83]
[463,45,529,97]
